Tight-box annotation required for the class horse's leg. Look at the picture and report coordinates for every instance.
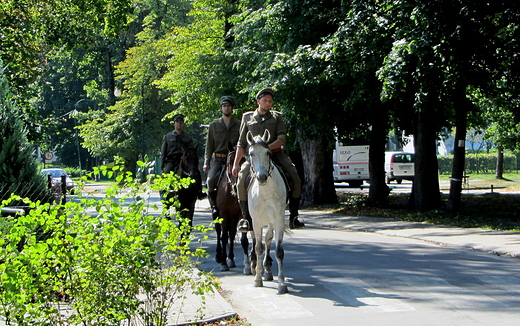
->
[275,225,288,294]
[249,232,256,275]
[220,223,230,271]
[214,220,223,264]
[253,231,264,287]
[241,231,251,275]
[227,224,237,268]
[263,224,274,282]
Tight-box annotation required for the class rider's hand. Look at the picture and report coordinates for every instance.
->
[203,165,208,173]
[232,165,239,178]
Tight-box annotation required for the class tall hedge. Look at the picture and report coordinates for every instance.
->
[437,152,520,175]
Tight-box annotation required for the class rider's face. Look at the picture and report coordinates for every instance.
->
[174,120,184,133]
[221,103,233,117]
[257,95,273,114]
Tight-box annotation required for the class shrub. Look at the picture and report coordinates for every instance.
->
[0,162,214,325]
[437,152,520,175]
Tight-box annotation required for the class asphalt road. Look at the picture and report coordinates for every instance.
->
[195,211,520,326]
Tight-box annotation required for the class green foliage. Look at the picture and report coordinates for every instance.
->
[156,0,229,122]
[0,162,215,325]
[0,0,134,89]
[0,63,53,205]
[79,0,193,172]
[438,152,520,175]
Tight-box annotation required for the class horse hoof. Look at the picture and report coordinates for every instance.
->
[254,280,263,287]
[243,267,252,275]
[227,259,236,268]
[264,273,273,281]
[220,264,229,272]
[278,285,289,294]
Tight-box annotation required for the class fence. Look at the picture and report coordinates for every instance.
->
[1,175,66,216]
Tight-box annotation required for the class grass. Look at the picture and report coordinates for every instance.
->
[327,173,520,232]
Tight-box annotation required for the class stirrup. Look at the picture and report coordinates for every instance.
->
[290,217,305,229]
[238,219,252,232]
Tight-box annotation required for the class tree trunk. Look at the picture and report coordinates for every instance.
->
[411,108,441,211]
[495,148,504,179]
[446,95,468,213]
[368,103,390,206]
[299,136,337,206]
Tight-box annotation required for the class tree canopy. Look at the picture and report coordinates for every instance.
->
[1,0,520,210]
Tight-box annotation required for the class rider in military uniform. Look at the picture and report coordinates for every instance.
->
[232,87,305,230]
[203,96,240,218]
[161,114,195,174]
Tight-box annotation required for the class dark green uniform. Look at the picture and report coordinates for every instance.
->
[236,109,301,200]
[160,131,194,174]
[204,117,240,191]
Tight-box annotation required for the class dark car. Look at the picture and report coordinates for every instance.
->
[41,168,75,193]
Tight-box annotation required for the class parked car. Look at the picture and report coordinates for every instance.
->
[384,152,415,184]
[41,168,75,193]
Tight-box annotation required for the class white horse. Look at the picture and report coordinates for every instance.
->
[246,130,288,294]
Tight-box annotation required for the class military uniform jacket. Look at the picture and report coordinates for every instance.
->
[160,131,194,168]
[204,117,240,167]
[237,109,287,151]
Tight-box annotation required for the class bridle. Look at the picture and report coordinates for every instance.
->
[178,148,198,178]
[248,141,274,181]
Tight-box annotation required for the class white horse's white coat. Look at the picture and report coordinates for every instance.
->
[247,130,288,294]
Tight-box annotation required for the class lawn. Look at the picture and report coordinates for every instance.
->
[332,173,520,232]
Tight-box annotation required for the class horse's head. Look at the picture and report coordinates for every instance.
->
[247,130,272,185]
[179,143,200,178]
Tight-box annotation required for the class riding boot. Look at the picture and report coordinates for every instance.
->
[289,197,305,229]
[208,191,219,219]
[238,200,253,232]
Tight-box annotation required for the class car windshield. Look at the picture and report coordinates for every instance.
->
[42,169,66,178]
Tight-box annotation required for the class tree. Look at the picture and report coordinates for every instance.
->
[0,0,134,92]
[0,63,52,204]
[79,0,191,173]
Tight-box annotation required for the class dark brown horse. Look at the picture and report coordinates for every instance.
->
[215,145,251,273]
[164,144,202,231]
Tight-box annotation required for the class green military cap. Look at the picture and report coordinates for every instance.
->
[255,87,275,99]
[173,114,185,122]
[219,96,235,106]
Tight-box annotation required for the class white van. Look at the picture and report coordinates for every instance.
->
[384,152,415,184]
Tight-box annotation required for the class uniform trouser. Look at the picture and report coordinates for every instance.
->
[206,156,226,192]
[162,161,179,174]
[237,152,301,201]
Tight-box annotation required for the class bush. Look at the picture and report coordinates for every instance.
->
[0,162,215,325]
[437,152,520,175]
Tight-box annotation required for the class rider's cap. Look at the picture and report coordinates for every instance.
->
[219,96,235,107]
[173,113,185,122]
[255,87,275,99]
